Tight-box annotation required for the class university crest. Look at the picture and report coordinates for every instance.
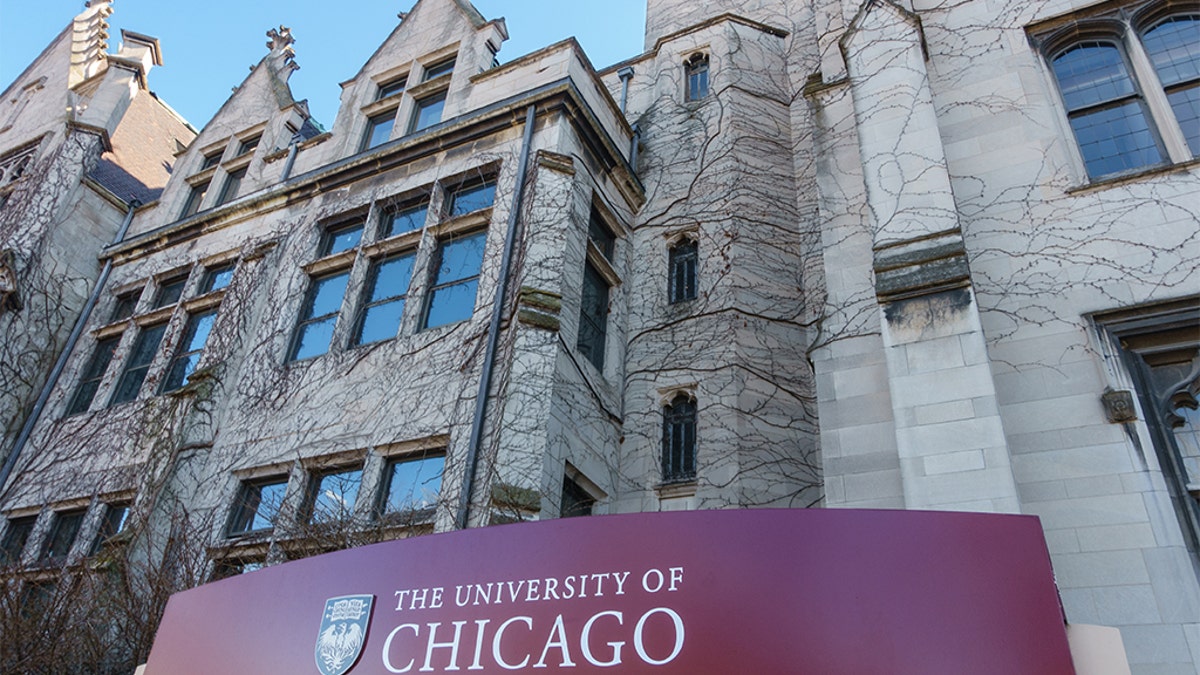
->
[315,594,374,675]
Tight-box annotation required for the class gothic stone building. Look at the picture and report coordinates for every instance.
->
[0,0,1197,672]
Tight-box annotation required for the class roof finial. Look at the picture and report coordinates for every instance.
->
[266,25,296,63]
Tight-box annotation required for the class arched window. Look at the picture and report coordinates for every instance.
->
[662,394,697,482]
[1141,15,1200,155]
[1050,40,1164,178]
[668,238,698,304]
[685,53,709,102]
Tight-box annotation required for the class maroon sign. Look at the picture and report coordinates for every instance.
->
[144,510,1075,674]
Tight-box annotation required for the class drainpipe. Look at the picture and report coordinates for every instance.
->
[0,198,141,495]
[617,66,634,115]
[279,138,300,181]
[455,105,537,530]
[630,123,641,171]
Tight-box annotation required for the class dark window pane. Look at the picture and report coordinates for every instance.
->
[380,454,444,515]
[588,205,616,258]
[200,152,222,170]
[90,503,129,554]
[40,510,85,562]
[238,136,260,156]
[110,290,140,322]
[364,112,396,150]
[228,479,287,535]
[110,323,167,404]
[181,182,209,218]
[161,310,217,392]
[669,240,698,303]
[201,264,235,293]
[662,396,697,482]
[215,167,246,205]
[561,477,595,518]
[378,77,407,100]
[411,93,446,132]
[448,182,496,217]
[423,58,456,81]
[321,224,363,256]
[576,262,609,370]
[306,467,363,523]
[67,335,120,415]
[154,277,187,308]
[382,203,428,238]
[1,516,36,566]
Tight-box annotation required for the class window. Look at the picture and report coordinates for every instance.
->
[353,253,415,345]
[160,310,217,392]
[662,394,697,483]
[200,150,223,170]
[200,263,235,293]
[423,58,456,82]
[154,276,187,308]
[211,558,265,580]
[446,181,495,218]
[1040,9,1199,180]
[215,166,246,206]
[422,231,486,329]
[381,202,429,238]
[290,271,350,361]
[237,135,260,156]
[669,239,698,303]
[39,510,85,563]
[378,77,407,100]
[321,222,364,256]
[109,323,167,405]
[577,262,609,370]
[180,181,209,218]
[561,476,595,518]
[304,466,363,523]
[110,289,140,322]
[228,477,288,536]
[410,92,446,133]
[363,110,397,150]
[66,335,120,415]
[587,205,616,259]
[378,453,444,518]
[685,54,709,101]
[1,516,35,566]
[90,503,130,554]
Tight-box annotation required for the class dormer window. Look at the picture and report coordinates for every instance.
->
[378,77,408,100]
[410,92,447,133]
[422,58,455,82]
[237,135,260,157]
[363,110,397,150]
[200,150,223,170]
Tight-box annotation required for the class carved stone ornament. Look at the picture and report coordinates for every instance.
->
[1102,389,1138,423]
[266,26,296,63]
[0,249,21,313]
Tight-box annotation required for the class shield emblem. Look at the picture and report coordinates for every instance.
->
[314,594,374,675]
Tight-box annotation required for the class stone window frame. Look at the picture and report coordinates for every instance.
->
[575,197,624,376]
[177,125,265,219]
[357,45,460,153]
[666,231,699,304]
[1029,2,1199,182]
[684,52,710,102]
[64,257,236,414]
[659,386,699,485]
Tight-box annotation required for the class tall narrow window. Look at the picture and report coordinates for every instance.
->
[363,110,397,150]
[215,167,246,206]
[180,181,209,218]
[662,394,697,483]
[90,503,130,554]
[587,205,616,259]
[1,516,36,566]
[161,310,217,392]
[290,271,350,361]
[1050,41,1163,178]
[1142,16,1200,155]
[685,54,709,101]
[354,253,415,345]
[561,476,595,518]
[67,335,120,415]
[410,92,446,133]
[422,231,486,329]
[669,239,698,303]
[39,510,85,563]
[378,453,444,518]
[577,262,609,371]
[304,466,363,523]
[227,477,288,536]
[109,323,167,405]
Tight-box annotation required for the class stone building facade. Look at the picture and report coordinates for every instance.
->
[0,0,1196,672]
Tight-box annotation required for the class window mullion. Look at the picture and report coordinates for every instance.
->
[1125,25,1191,162]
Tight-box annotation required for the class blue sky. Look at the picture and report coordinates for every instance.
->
[0,1,646,129]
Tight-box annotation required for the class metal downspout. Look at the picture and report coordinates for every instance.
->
[280,138,300,181]
[617,67,634,114]
[455,105,538,530]
[0,198,141,494]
